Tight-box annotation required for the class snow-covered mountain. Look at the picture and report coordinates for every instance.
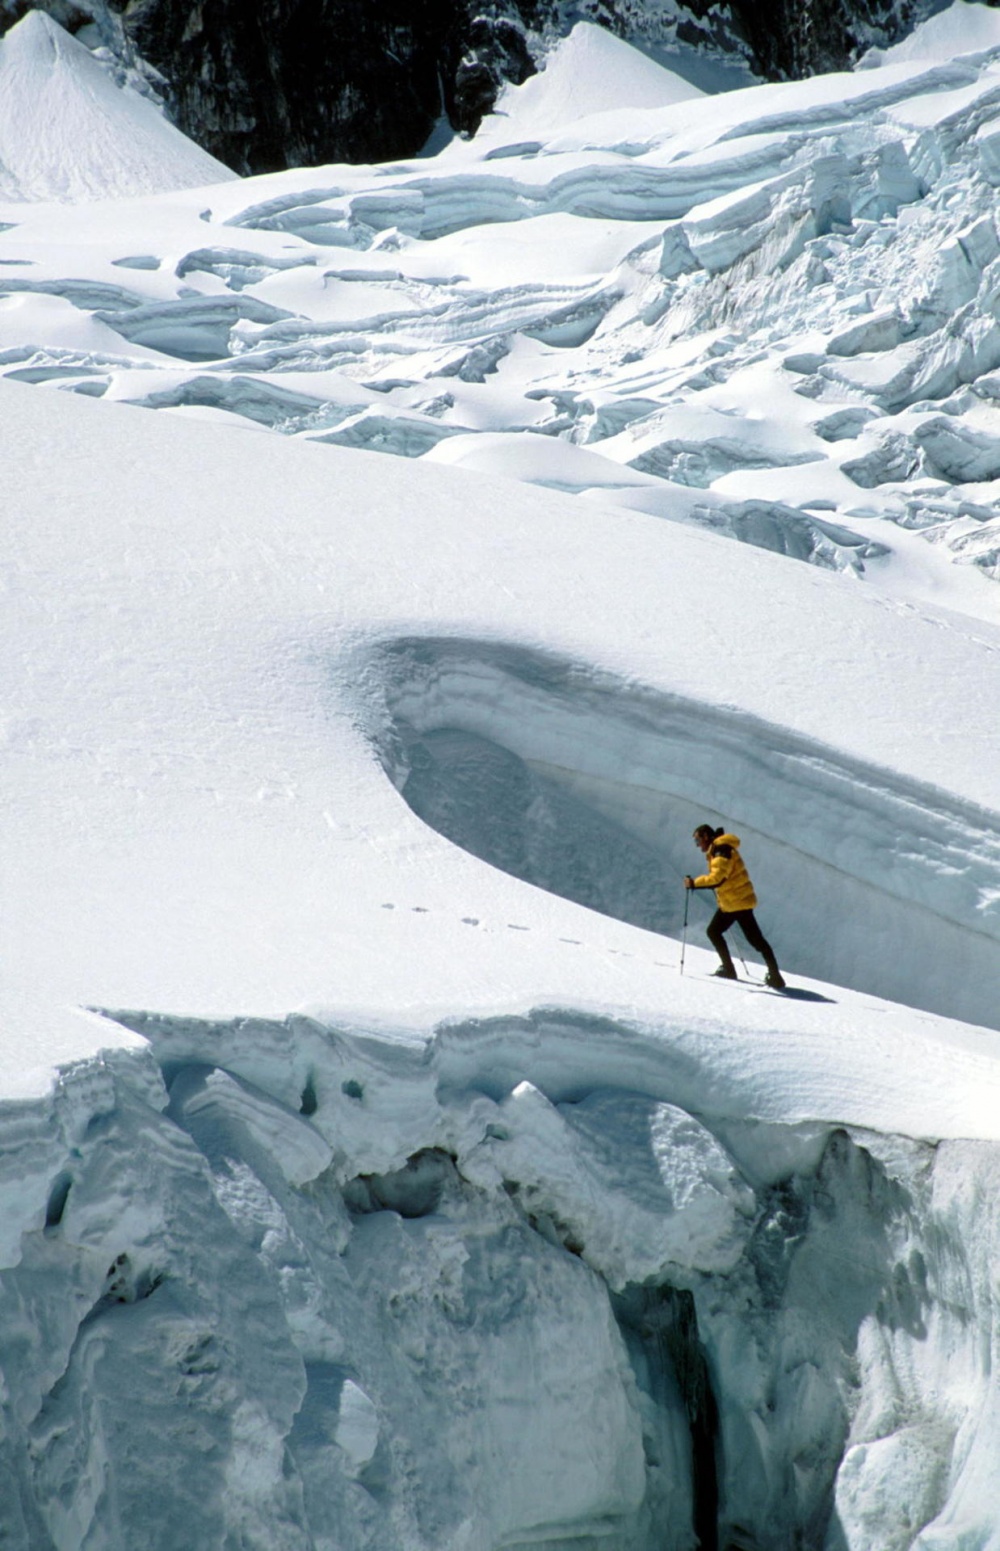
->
[3,7,1000,1550]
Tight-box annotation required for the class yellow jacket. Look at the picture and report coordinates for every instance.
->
[693,833,757,912]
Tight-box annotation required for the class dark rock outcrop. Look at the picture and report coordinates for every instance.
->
[115,0,490,174]
[731,0,921,81]
[110,0,545,173]
[452,13,537,136]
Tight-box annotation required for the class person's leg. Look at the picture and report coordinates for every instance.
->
[735,911,785,986]
[707,909,737,976]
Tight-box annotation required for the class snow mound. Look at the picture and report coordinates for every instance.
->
[483,21,704,144]
[0,11,235,202]
[861,0,1000,67]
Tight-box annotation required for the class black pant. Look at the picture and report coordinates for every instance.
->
[707,908,781,978]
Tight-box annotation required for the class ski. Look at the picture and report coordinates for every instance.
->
[696,975,835,1004]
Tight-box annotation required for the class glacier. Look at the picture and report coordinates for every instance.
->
[3,7,1000,1550]
[6,15,1000,590]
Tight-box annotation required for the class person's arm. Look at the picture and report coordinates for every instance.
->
[691,845,733,890]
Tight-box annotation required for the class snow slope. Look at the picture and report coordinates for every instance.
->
[0,11,234,202]
[3,8,1000,1551]
[5,371,1000,1070]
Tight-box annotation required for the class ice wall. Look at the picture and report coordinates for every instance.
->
[2,1009,999,1551]
[379,637,1000,1034]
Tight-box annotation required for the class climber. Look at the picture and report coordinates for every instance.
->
[684,824,786,989]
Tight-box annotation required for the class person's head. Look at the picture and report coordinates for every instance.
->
[693,823,722,853]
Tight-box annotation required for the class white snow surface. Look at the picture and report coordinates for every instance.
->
[4,8,1000,1551]
[0,11,234,202]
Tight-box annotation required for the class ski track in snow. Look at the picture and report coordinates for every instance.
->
[6,9,1000,1551]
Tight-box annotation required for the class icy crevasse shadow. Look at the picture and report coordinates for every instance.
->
[401,726,678,937]
[372,636,1000,1029]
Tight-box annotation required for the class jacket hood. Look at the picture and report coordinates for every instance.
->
[714,832,740,847]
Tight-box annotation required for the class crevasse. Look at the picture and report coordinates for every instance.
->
[2,1008,997,1551]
